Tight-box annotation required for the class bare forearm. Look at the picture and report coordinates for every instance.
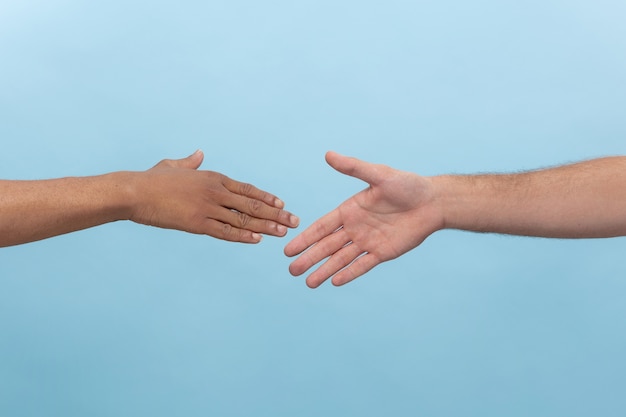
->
[0,151,300,247]
[432,156,626,238]
[0,173,132,247]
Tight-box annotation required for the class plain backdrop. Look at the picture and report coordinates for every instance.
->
[1,1,625,416]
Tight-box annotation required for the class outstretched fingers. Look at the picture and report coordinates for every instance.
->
[284,210,342,257]
[221,187,299,235]
[198,201,294,242]
[223,176,286,209]
[202,218,263,244]
[330,253,380,287]
[287,226,350,276]
[304,243,365,288]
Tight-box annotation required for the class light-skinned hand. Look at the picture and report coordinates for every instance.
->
[284,151,442,287]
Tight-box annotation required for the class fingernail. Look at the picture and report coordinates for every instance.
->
[290,215,299,226]
[277,225,287,235]
[275,198,285,208]
[252,233,262,242]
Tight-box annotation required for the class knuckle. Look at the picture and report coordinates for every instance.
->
[314,221,329,237]
[222,223,242,241]
[215,172,227,183]
[237,212,251,228]
[239,182,254,196]
[247,198,263,214]
[302,251,317,269]
[221,223,234,239]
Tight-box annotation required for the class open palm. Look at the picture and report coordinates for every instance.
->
[285,151,443,288]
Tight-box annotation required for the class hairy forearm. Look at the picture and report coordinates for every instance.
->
[431,156,626,238]
[0,172,132,247]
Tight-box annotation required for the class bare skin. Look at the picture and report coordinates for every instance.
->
[0,150,299,247]
[285,151,626,288]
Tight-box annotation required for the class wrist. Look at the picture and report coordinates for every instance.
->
[428,174,468,232]
[103,171,138,222]
[408,174,446,235]
[429,173,518,234]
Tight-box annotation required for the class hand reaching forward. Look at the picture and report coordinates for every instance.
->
[0,150,299,247]
[284,151,443,287]
[129,150,300,243]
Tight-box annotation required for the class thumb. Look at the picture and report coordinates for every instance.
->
[168,149,204,170]
[325,151,384,185]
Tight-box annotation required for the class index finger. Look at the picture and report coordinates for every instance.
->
[223,176,286,209]
[284,209,342,257]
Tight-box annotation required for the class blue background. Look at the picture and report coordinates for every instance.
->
[1,1,625,416]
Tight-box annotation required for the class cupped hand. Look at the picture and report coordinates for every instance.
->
[284,151,443,287]
[129,150,299,243]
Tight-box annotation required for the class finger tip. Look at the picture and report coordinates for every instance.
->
[332,271,356,287]
[331,278,344,287]
[290,215,300,227]
[189,149,204,167]
[288,264,300,276]
[325,150,349,170]
[283,239,302,256]
[274,197,285,209]
[305,279,319,289]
